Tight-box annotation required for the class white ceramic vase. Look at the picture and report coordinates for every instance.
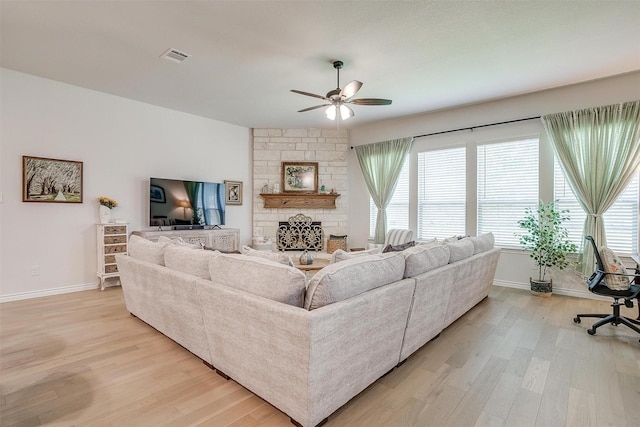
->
[99,205,111,224]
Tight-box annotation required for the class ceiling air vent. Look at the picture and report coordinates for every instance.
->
[160,48,191,63]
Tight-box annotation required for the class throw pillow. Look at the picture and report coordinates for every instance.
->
[304,252,405,310]
[402,243,450,278]
[599,246,631,291]
[208,254,306,307]
[445,238,474,263]
[469,232,495,254]
[331,247,381,263]
[382,241,416,253]
[164,244,221,280]
[241,245,293,266]
[128,235,168,265]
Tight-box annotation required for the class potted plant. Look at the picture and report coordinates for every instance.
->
[517,201,577,296]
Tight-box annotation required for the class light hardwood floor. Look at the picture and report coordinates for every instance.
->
[1,285,639,427]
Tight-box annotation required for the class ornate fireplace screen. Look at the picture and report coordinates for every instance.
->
[277,213,323,251]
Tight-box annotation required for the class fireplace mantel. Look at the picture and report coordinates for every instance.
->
[260,193,339,209]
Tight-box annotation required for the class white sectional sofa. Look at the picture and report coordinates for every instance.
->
[116,233,500,427]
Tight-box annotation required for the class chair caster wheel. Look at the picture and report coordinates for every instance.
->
[587,328,596,335]
[573,317,581,324]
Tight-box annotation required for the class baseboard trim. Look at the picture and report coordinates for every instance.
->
[492,280,611,301]
[0,282,105,303]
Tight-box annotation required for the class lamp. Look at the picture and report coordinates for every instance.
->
[177,200,191,219]
[325,103,353,121]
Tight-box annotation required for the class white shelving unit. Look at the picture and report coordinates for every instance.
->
[96,224,128,291]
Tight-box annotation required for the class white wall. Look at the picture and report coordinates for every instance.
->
[0,68,252,301]
[348,71,640,296]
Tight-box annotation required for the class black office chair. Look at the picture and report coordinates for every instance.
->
[573,236,640,342]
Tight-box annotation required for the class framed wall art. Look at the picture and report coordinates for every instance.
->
[282,162,318,193]
[225,180,243,205]
[22,156,83,203]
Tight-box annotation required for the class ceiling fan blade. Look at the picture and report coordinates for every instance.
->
[297,104,332,113]
[340,80,363,99]
[349,98,393,105]
[291,89,328,100]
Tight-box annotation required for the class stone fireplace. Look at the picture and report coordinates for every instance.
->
[252,128,349,250]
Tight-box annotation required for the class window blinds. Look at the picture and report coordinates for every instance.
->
[417,147,466,240]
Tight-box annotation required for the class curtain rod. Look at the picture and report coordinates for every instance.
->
[413,115,541,139]
[349,115,541,149]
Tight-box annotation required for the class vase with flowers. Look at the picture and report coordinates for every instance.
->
[98,196,118,224]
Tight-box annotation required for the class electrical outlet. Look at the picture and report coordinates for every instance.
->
[31,266,40,276]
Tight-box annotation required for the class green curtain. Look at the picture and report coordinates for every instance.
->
[355,137,413,244]
[541,100,640,275]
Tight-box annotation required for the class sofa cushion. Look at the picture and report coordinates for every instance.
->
[128,234,169,265]
[382,241,416,253]
[164,244,220,280]
[208,254,306,307]
[469,232,495,254]
[331,247,381,263]
[241,245,293,266]
[445,238,474,263]
[304,252,405,310]
[600,246,631,290]
[402,243,450,278]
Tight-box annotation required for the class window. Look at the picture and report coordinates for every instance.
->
[369,156,410,238]
[477,139,539,248]
[417,147,466,240]
[554,158,639,254]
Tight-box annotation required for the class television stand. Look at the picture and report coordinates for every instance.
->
[174,225,204,230]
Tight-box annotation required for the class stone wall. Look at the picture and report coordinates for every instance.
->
[252,128,349,250]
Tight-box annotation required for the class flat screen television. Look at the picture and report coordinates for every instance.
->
[149,177,225,228]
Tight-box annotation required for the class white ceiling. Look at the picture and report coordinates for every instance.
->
[2,1,639,130]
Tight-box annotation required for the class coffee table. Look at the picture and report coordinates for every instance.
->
[293,258,330,275]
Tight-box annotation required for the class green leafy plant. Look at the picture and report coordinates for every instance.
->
[517,201,577,282]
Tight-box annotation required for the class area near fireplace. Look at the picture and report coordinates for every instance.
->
[252,128,349,249]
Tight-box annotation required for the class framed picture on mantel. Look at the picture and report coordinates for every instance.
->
[282,162,318,194]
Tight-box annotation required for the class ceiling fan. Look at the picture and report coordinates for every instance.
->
[291,60,392,121]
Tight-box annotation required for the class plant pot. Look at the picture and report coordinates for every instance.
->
[530,278,552,297]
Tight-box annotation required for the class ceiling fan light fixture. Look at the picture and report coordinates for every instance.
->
[339,104,353,120]
[291,60,391,121]
[325,105,337,120]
